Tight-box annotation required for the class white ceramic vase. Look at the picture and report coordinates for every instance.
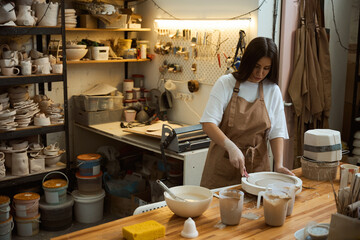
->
[34,2,58,26]
[0,3,17,24]
[16,5,36,26]
[11,151,29,176]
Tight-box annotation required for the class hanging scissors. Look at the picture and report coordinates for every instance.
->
[214,30,229,68]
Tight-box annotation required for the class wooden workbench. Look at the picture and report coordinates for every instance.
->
[53,168,340,240]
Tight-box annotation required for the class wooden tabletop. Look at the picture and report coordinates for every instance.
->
[52,168,338,240]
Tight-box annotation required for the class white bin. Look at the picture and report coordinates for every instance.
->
[72,189,105,223]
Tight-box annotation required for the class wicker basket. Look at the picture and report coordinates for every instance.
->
[301,157,339,181]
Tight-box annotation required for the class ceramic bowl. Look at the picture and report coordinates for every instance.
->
[45,150,64,166]
[66,44,87,49]
[9,140,28,150]
[34,116,51,126]
[164,185,213,218]
[66,48,88,61]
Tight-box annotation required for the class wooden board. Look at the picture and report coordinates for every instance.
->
[123,121,184,139]
[52,168,341,240]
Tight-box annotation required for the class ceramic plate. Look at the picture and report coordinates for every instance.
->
[294,223,330,240]
[241,172,302,196]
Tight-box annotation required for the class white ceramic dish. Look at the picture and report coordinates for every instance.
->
[294,223,330,240]
[241,172,302,196]
[66,48,88,61]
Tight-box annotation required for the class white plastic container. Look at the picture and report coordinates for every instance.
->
[0,196,10,222]
[72,189,105,223]
[76,171,103,195]
[91,46,109,60]
[0,215,13,240]
[304,129,342,162]
[14,214,40,237]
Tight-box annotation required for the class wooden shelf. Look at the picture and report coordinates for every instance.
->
[0,26,62,35]
[66,27,151,32]
[67,59,150,64]
[0,74,64,86]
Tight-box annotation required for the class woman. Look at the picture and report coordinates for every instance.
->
[200,37,294,189]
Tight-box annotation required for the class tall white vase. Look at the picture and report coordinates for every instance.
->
[34,2,59,26]
[16,5,36,26]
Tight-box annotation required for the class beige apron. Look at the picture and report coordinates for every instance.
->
[201,80,271,189]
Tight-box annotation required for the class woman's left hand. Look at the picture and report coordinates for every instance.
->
[274,166,295,176]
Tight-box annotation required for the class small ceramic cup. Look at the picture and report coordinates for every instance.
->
[1,66,20,76]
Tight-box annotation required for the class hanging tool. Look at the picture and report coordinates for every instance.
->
[214,30,229,68]
[231,30,246,70]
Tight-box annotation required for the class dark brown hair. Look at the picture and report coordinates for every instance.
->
[232,37,279,84]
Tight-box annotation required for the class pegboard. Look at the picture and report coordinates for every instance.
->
[154,20,251,85]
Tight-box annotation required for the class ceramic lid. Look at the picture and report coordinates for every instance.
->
[14,192,40,201]
[77,153,101,161]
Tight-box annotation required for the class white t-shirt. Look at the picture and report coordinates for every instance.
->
[200,74,289,140]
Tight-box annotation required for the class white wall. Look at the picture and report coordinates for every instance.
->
[131,0,277,125]
[325,0,357,131]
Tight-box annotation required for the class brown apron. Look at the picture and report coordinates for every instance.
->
[200,81,271,189]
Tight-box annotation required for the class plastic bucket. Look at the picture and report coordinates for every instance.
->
[76,171,103,195]
[14,214,40,237]
[0,196,10,222]
[13,192,40,218]
[42,171,69,205]
[0,215,14,240]
[39,195,74,231]
[77,153,101,176]
[72,189,105,223]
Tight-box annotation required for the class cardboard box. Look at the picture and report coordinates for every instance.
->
[80,15,98,29]
[328,213,360,240]
[107,188,151,217]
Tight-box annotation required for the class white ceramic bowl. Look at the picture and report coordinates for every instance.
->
[45,151,64,166]
[66,48,88,61]
[164,185,213,218]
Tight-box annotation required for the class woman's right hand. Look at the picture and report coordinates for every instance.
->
[224,138,246,176]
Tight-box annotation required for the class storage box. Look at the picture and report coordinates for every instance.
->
[304,129,342,162]
[98,14,127,29]
[73,95,112,112]
[301,157,339,181]
[328,213,360,239]
[90,46,109,60]
[74,108,122,125]
[79,15,98,29]
[128,23,141,29]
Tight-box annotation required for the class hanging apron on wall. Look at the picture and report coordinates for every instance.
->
[288,0,331,168]
[201,81,271,189]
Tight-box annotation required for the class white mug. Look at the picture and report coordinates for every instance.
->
[2,51,23,65]
[0,58,16,68]
[37,62,51,74]
[20,60,37,75]
[52,63,62,74]
[34,56,49,65]
[1,66,20,76]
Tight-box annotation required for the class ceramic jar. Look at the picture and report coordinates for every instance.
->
[0,3,16,24]
[34,2,59,26]
[12,151,29,176]
[16,5,37,26]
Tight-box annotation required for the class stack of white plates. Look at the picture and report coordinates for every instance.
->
[58,8,77,28]
[13,99,40,128]
[0,109,17,131]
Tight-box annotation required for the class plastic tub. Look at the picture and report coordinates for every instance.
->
[91,46,109,60]
[42,171,69,205]
[0,215,13,240]
[77,153,101,176]
[39,195,74,231]
[112,95,124,110]
[0,196,10,222]
[13,192,40,218]
[74,95,98,112]
[95,96,110,110]
[301,157,339,181]
[119,39,132,50]
[14,214,40,237]
[76,171,103,195]
[72,189,105,223]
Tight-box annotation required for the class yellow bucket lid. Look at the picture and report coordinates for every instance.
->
[14,192,40,201]
[0,195,10,205]
[77,153,101,161]
[43,179,67,188]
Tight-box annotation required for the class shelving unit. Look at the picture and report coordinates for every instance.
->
[67,59,150,64]
[0,0,70,194]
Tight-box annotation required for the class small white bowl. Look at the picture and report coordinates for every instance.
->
[164,185,213,218]
[45,151,64,166]
[34,116,51,126]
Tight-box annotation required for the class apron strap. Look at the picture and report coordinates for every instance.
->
[259,82,264,100]
[228,80,241,127]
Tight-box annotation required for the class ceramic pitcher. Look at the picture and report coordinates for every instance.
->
[16,5,37,26]
[12,151,29,176]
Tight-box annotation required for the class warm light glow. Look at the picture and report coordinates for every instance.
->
[154,19,251,30]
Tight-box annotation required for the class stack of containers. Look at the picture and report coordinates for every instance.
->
[39,171,74,231]
[0,196,12,239]
[73,153,105,224]
[13,192,40,237]
[301,129,342,181]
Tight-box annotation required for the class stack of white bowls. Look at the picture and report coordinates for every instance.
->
[58,9,77,28]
